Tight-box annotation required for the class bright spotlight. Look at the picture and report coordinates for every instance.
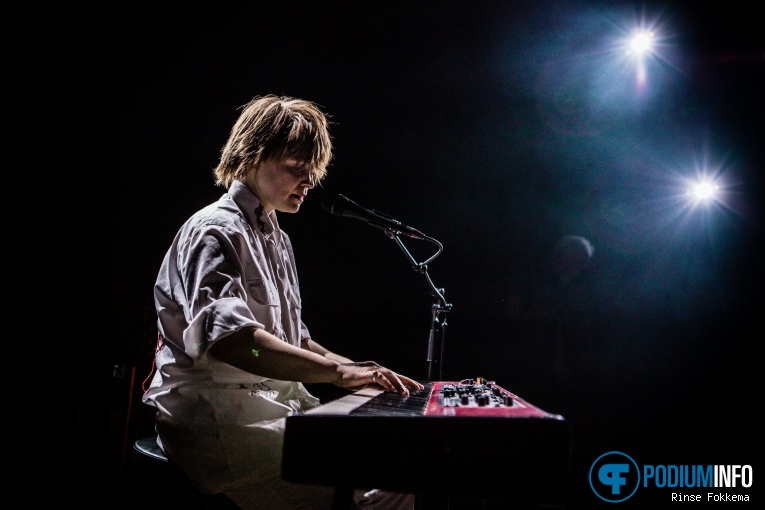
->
[693,181,719,199]
[614,26,663,91]
[687,180,720,202]
[628,31,655,56]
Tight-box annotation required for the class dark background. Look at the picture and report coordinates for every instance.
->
[68,1,762,507]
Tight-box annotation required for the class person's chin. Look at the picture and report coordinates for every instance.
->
[280,202,302,213]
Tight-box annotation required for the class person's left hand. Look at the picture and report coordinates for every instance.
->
[336,361,424,395]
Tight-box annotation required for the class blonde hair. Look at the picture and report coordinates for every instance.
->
[213,95,332,188]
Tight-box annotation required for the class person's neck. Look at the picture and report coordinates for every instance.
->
[242,179,274,215]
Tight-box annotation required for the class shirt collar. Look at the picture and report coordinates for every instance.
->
[228,180,279,239]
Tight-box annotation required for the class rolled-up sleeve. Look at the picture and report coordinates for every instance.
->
[182,221,276,355]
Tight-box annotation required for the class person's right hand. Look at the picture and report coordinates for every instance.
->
[334,361,424,395]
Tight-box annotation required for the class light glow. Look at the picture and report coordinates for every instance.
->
[628,31,655,55]
[690,181,720,201]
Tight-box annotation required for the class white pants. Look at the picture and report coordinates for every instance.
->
[156,413,414,510]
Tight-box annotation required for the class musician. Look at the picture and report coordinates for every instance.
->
[142,95,423,510]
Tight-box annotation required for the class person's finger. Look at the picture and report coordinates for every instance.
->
[379,368,410,395]
[401,376,424,390]
[370,369,393,392]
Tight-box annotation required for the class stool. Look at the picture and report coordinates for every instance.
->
[127,436,238,509]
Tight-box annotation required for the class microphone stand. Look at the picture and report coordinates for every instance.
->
[382,228,452,381]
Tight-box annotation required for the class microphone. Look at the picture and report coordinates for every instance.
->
[321,193,426,239]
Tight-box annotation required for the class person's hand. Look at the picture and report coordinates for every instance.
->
[334,361,424,395]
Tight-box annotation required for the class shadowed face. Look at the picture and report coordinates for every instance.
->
[246,157,314,214]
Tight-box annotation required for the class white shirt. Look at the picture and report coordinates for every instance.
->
[142,180,319,491]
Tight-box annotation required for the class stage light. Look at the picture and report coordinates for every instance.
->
[682,175,723,210]
[627,30,655,56]
[601,13,676,95]
[689,181,719,201]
